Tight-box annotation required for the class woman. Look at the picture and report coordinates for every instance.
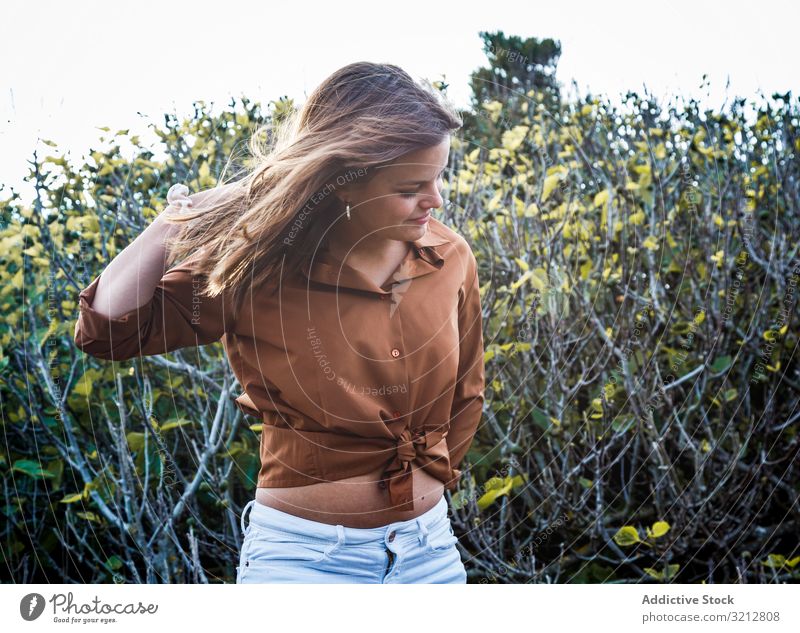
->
[73,62,485,583]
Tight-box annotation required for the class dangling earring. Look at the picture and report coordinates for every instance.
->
[345,202,351,220]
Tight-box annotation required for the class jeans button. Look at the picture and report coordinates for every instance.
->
[388,530,396,542]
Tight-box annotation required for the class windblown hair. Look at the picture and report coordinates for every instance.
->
[160,61,463,316]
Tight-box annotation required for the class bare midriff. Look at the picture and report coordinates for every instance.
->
[254,464,444,528]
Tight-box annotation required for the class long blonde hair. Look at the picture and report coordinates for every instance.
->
[161,61,463,315]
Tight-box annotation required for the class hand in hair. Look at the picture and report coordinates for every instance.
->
[159,180,242,239]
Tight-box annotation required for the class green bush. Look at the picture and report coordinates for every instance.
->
[1,81,797,583]
[453,86,799,583]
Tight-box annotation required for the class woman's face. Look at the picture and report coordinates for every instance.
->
[335,138,450,248]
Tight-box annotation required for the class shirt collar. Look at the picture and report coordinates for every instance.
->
[301,221,453,295]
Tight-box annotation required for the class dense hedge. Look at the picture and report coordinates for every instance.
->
[1,84,797,583]
[454,87,799,583]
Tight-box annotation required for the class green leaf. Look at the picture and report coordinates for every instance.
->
[12,459,56,479]
[531,407,552,432]
[46,459,64,489]
[105,555,124,571]
[450,489,468,511]
[126,432,145,452]
[613,526,641,547]
[710,355,732,373]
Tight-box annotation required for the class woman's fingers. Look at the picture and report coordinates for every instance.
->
[166,183,193,212]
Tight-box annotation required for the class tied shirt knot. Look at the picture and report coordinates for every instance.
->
[380,427,446,512]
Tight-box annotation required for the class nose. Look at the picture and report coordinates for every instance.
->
[421,188,444,211]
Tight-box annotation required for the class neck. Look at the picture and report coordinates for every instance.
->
[325,222,399,263]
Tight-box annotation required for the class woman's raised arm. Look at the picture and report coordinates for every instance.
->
[73,184,237,361]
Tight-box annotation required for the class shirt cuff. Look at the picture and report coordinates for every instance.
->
[75,273,149,342]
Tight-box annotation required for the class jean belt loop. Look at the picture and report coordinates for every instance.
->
[416,517,429,547]
[241,500,256,536]
[325,524,346,557]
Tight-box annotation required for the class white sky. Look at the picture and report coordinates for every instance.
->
[2,0,797,206]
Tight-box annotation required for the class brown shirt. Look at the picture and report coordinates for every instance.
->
[73,217,485,511]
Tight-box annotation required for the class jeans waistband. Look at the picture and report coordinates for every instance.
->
[240,495,448,545]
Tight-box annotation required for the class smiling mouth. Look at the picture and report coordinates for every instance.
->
[408,212,431,221]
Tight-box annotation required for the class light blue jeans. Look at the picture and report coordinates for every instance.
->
[235,495,467,583]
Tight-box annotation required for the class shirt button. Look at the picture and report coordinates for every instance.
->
[391,348,400,358]
[388,531,396,542]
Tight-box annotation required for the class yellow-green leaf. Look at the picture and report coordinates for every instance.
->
[613,526,641,546]
[198,161,210,180]
[126,432,145,453]
[477,475,523,510]
[73,372,93,398]
[629,210,645,225]
[511,270,533,291]
[642,236,659,251]
[593,190,609,209]
[530,268,549,291]
[501,125,529,151]
[694,310,705,325]
[648,521,670,538]
[160,418,194,432]
[763,554,785,568]
[541,173,562,202]
[60,492,85,504]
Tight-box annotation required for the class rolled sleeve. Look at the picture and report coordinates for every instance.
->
[73,252,233,361]
[445,250,485,485]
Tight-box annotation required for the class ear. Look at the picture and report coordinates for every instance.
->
[333,180,359,204]
[333,166,372,202]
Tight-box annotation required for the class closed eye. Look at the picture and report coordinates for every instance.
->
[398,168,446,198]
